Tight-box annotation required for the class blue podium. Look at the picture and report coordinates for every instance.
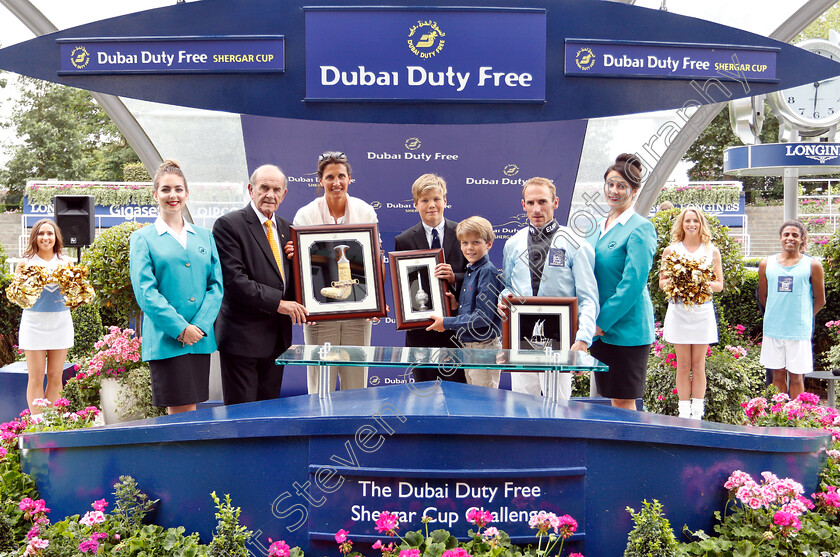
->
[18,346,830,557]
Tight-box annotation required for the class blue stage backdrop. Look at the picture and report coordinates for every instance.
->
[241,116,587,392]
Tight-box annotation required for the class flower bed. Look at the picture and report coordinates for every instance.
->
[25,182,154,208]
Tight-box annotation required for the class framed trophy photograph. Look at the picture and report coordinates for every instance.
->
[388,249,451,330]
[501,296,578,361]
[291,223,387,321]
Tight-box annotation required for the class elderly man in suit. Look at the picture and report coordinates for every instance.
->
[213,164,308,405]
[394,173,467,383]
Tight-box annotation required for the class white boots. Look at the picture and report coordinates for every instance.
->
[677,398,705,420]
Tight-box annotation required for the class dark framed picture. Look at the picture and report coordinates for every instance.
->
[501,297,578,361]
[388,249,451,330]
[291,223,387,321]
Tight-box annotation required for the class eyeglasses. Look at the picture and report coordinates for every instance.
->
[318,151,347,162]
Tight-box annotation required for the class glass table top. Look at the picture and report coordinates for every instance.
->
[277,344,608,372]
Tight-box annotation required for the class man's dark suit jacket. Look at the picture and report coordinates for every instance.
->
[213,204,296,359]
[394,219,467,366]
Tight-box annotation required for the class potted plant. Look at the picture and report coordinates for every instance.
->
[61,326,165,423]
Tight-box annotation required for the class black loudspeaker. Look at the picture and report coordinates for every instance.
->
[54,195,95,247]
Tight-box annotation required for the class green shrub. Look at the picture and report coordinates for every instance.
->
[644,337,765,425]
[208,492,252,557]
[122,161,152,183]
[717,269,762,341]
[69,303,104,362]
[624,499,678,557]
[0,274,23,366]
[82,221,147,328]
[648,209,746,343]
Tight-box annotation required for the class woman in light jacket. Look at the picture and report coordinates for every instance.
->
[588,153,657,410]
[129,159,223,414]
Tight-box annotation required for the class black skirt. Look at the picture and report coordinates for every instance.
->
[149,353,211,406]
[590,339,651,400]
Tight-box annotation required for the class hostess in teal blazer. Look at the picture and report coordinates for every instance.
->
[587,211,657,347]
[129,223,223,361]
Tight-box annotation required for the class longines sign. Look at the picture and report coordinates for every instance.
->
[304,8,546,102]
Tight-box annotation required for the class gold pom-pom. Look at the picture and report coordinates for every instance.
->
[54,264,96,310]
[660,252,716,309]
[5,264,51,309]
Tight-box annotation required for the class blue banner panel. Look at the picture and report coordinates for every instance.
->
[309,473,585,543]
[57,36,285,75]
[305,8,545,102]
[23,198,158,228]
[565,40,777,81]
[724,143,840,176]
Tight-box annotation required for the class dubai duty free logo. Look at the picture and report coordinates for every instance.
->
[70,46,90,69]
[407,20,445,58]
[575,47,595,71]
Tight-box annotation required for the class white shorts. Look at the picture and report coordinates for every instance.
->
[759,337,813,375]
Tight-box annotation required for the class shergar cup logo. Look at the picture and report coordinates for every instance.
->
[407,20,446,58]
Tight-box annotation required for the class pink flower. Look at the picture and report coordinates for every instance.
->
[78,539,99,553]
[53,398,70,408]
[569,554,584,557]
[466,508,493,528]
[529,511,560,534]
[482,527,500,539]
[0,447,7,459]
[268,539,291,557]
[773,510,801,532]
[796,392,820,405]
[79,511,106,526]
[657,395,664,401]
[92,499,108,512]
[31,398,51,409]
[372,540,382,549]
[672,388,678,394]
[557,514,578,539]
[441,549,471,557]
[374,511,400,535]
[735,324,745,335]
[22,537,49,557]
[335,529,349,543]
[399,550,420,557]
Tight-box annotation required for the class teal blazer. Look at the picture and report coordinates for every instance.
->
[587,212,656,346]
[129,224,223,361]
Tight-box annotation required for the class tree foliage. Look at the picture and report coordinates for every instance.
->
[795,3,840,42]
[0,77,139,205]
[683,104,781,202]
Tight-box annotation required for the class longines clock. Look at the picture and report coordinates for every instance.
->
[769,38,840,133]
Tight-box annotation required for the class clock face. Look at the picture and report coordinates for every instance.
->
[773,40,840,129]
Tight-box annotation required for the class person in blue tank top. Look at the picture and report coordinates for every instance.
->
[758,220,825,399]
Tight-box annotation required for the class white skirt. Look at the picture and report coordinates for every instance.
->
[19,310,74,350]
[662,301,718,345]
